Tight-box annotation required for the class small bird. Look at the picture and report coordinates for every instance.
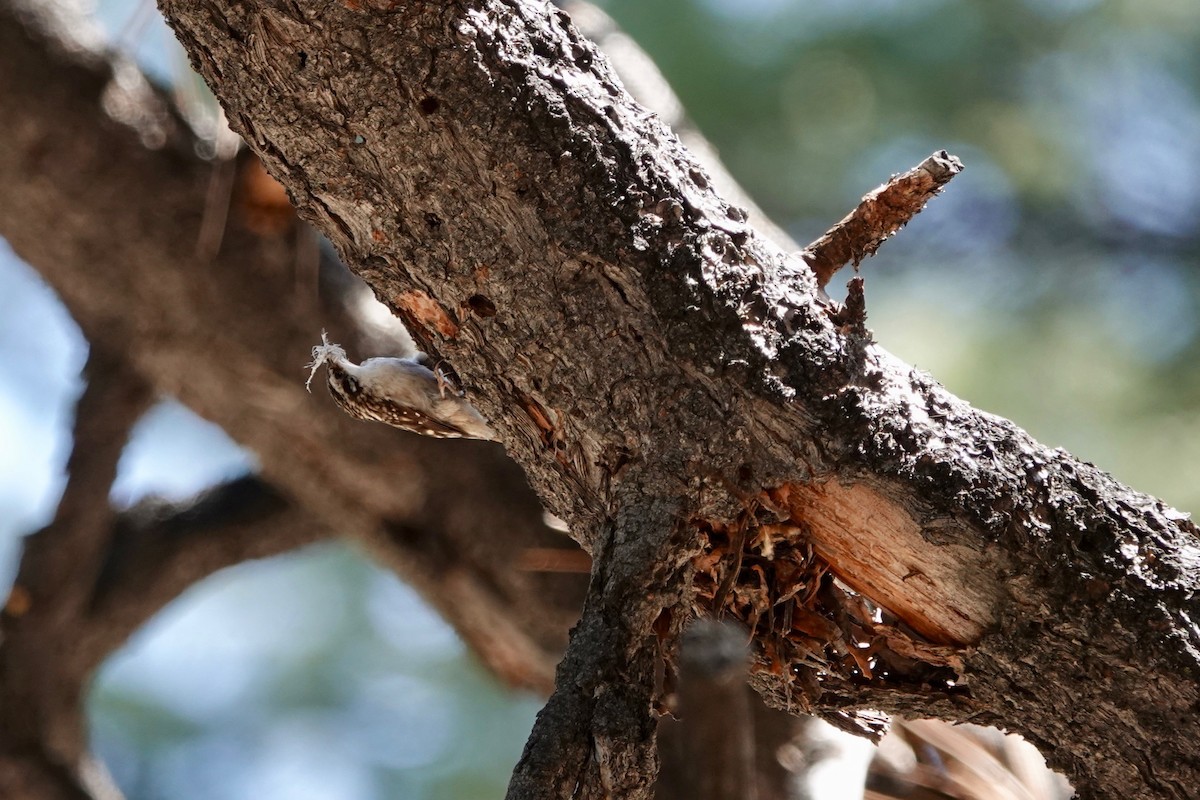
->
[306,332,495,440]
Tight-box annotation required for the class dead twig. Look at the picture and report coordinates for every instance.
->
[802,150,963,289]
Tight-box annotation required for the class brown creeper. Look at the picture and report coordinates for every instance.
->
[306,332,495,440]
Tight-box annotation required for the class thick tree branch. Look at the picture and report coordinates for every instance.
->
[558,0,796,254]
[0,0,587,705]
[508,494,686,800]
[0,5,807,800]
[0,16,595,799]
[154,1,1200,797]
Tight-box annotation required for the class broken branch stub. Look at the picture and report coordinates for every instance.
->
[802,150,964,289]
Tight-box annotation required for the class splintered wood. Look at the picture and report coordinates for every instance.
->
[691,480,999,702]
[773,481,999,644]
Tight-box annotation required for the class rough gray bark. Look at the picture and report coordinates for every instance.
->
[147,1,1200,799]
[0,4,592,796]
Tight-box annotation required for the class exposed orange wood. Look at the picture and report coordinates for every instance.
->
[776,481,1000,645]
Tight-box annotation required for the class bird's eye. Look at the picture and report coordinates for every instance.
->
[340,375,361,396]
